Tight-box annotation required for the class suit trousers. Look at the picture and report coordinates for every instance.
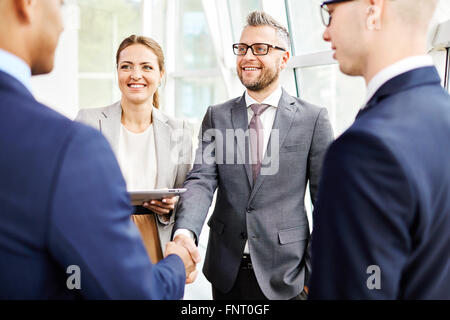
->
[212,255,268,300]
[212,254,308,300]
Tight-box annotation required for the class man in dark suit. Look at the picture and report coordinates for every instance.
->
[173,11,334,300]
[0,0,194,299]
[310,0,450,299]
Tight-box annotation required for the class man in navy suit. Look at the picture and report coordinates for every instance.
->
[0,0,195,299]
[310,0,450,299]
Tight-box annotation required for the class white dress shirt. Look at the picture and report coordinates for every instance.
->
[174,86,283,255]
[117,124,157,191]
[245,86,282,160]
[242,86,282,253]
[363,55,434,108]
[0,49,32,92]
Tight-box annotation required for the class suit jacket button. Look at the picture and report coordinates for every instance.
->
[240,232,247,240]
[246,207,254,213]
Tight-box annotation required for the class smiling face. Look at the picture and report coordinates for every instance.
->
[236,25,289,93]
[117,44,164,106]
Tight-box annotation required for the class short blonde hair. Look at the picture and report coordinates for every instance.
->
[389,0,438,28]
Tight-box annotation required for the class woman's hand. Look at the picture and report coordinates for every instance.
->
[142,196,177,217]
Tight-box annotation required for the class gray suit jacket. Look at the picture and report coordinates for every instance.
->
[76,102,193,250]
[174,89,334,299]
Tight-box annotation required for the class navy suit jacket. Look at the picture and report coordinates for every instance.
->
[310,66,450,299]
[0,70,185,299]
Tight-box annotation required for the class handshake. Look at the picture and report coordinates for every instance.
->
[164,234,201,284]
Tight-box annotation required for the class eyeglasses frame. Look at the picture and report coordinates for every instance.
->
[320,0,355,27]
[232,43,287,56]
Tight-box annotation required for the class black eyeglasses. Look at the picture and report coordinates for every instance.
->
[320,0,354,27]
[232,43,286,56]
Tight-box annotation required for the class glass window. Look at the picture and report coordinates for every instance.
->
[429,49,448,88]
[296,65,366,137]
[447,49,450,93]
[432,1,450,91]
[227,0,262,42]
[144,0,167,47]
[170,0,228,124]
[287,0,328,55]
[435,0,450,23]
[445,48,450,93]
[78,0,142,109]
[177,0,216,70]
[175,77,227,122]
[79,79,114,109]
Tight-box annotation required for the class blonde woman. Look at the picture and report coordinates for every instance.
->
[76,35,193,263]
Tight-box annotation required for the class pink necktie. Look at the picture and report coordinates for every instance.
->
[249,104,270,182]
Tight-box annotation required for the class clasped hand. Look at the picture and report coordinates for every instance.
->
[164,234,201,284]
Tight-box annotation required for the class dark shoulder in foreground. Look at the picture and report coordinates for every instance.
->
[0,85,108,152]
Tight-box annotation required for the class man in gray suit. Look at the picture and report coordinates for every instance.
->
[173,11,334,300]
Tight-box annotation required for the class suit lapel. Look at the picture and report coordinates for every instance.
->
[99,102,122,154]
[357,66,441,119]
[231,93,253,187]
[153,108,172,188]
[249,89,298,201]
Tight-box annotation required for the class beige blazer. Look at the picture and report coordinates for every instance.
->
[75,101,193,252]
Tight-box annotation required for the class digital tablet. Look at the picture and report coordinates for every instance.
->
[129,188,187,204]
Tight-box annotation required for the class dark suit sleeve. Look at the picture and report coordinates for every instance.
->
[173,106,219,243]
[309,131,414,299]
[47,124,186,299]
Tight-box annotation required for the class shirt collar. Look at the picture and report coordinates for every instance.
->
[245,85,282,109]
[0,49,32,92]
[364,55,433,108]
